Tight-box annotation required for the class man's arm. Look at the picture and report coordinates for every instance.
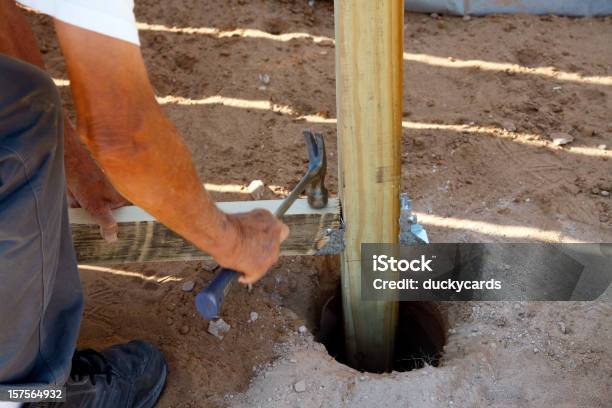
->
[0,0,128,242]
[54,21,287,283]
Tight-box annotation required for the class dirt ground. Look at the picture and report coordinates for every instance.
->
[25,1,611,407]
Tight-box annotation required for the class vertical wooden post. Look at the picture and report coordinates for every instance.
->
[334,0,403,372]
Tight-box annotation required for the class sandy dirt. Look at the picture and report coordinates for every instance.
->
[25,1,611,407]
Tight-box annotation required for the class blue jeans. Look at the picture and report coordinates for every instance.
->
[0,55,83,387]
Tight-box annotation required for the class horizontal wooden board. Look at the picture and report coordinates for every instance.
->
[70,198,341,264]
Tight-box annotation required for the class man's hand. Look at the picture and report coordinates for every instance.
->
[214,210,290,284]
[64,121,129,242]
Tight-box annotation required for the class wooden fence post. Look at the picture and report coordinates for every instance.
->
[334,0,404,372]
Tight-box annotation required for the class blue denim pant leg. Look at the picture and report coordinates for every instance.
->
[0,55,83,387]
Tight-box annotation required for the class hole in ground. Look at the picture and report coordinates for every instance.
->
[316,289,447,373]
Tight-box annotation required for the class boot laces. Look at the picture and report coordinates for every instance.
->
[70,349,113,386]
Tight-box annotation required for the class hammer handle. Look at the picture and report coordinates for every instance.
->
[194,178,306,321]
[195,130,325,320]
[195,268,239,320]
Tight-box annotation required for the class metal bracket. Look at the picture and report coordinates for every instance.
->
[399,193,429,244]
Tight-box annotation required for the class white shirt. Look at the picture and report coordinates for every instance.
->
[18,0,139,45]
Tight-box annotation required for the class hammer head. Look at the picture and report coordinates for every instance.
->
[304,130,328,209]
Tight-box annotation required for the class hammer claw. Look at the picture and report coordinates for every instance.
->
[304,130,328,209]
[304,130,317,165]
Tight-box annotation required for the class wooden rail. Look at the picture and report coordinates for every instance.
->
[70,198,340,264]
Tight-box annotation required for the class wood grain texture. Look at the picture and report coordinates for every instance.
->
[335,0,403,372]
[71,198,340,264]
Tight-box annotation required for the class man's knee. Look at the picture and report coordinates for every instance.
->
[0,55,65,209]
[0,55,63,172]
[0,55,62,135]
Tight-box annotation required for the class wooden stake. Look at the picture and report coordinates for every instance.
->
[70,198,340,264]
[334,0,403,372]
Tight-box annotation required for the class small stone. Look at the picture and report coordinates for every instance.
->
[297,325,307,335]
[181,280,195,292]
[208,318,231,340]
[501,120,517,132]
[592,188,600,195]
[533,348,539,353]
[463,15,471,21]
[601,191,610,197]
[597,144,607,150]
[247,180,266,199]
[294,380,306,393]
[166,317,174,326]
[249,311,259,322]
[258,73,271,85]
[247,180,276,200]
[558,321,567,334]
[179,325,190,335]
[430,13,439,18]
[550,132,574,146]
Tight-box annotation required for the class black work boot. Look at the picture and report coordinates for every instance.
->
[54,340,167,407]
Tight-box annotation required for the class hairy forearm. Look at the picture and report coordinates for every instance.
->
[54,21,233,257]
[86,105,231,251]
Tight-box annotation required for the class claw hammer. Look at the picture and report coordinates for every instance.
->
[195,130,328,320]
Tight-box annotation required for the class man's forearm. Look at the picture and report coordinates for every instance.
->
[54,21,235,258]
